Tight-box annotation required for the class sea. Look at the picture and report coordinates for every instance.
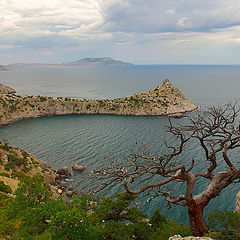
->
[0,65,240,224]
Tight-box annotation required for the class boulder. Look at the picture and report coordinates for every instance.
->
[57,166,69,175]
[235,190,240,213]
[72,164,86,172]
[57,189,63,194]
[66,191,73,197]
[41,172,56,185]
[38,160,52,169]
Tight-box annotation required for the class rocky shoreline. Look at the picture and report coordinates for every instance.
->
[0,79,198,127]
[0,142,86,199]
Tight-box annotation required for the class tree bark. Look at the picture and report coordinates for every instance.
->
[187,199,209,236]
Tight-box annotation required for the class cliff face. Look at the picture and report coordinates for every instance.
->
[0,79,197,126]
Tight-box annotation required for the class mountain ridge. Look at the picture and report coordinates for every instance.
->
[6,57,133,69]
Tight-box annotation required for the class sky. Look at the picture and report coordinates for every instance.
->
[1,0,240,65]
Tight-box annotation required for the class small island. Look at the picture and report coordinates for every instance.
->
[0,79,197,126]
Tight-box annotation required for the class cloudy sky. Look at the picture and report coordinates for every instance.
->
[1,0,240,64]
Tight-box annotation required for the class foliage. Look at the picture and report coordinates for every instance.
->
[0,181,12,194]
[208,209,240,231]
[94,192,147,223]
[206,209,240,239]
[149,220,192,240]
[149,209,167,230]
[0,175,193,240]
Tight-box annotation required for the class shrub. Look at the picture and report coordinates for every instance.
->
[0,181,12,194]
[149,220,191,240]
[149,209,167,230]
[208,209,240,232]
[0,173,10,178]
[7,153,28,167]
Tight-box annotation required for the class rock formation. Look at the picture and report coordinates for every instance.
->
[72,164,86,172]
[0,84,16,94]
[235,190,240,213]
[0,79,198,126]
[0,65,9,71]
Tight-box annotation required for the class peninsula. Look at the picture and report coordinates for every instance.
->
[0,79,197,126]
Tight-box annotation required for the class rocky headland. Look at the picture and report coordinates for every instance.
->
[0,79,197,126]
[0,65,9,71]
[0,84,16,94]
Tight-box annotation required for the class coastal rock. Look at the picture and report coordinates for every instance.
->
[72,164,86,172]
[169,235,213,240]
[0,65,9,71]
[235,190,240,213]
[41,171,56,185]
[0,84,16,94]
[57,189,63,194]
[66,190,73,197]
[57,166,69,175]
[39,160,52,169]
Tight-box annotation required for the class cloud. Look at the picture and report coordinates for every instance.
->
[1,0,240,64]
[41,51,53,56]
[0,0,104,43]
[101,0,240,33]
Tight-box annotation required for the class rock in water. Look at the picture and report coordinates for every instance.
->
[72,164,86,172]
[57,166,69,175]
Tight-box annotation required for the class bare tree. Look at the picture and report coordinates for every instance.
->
[92,102,240,236]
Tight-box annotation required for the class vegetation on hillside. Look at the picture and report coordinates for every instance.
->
[0,143,240,239]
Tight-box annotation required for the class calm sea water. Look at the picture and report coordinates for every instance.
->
[0,65,240,223]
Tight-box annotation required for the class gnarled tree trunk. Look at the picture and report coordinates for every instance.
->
[187,199,209,236]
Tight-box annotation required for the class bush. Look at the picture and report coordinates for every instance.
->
[7,153,28,167]
[149,209,167,230]
[0,181,12,194]
[208,209,240,232]
[206,209,240,239]
[149,220,191,240]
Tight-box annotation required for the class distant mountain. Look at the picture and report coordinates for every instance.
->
[63,57,133,67]
[7,57,134,69]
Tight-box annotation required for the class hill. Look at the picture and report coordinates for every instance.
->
[7,57,133,69]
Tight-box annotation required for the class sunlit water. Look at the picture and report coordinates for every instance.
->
[0,65,240,223]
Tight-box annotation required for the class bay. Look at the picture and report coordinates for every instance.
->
[0,65,240,223]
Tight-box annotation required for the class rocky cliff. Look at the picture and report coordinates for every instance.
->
[0,79,198,126]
